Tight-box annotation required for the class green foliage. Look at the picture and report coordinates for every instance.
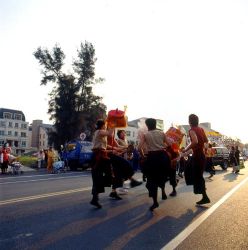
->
[19,156,37,167]
[34,41,107,149]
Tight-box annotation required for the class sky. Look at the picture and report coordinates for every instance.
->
[0,0,248,143]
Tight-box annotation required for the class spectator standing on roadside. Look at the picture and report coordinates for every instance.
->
[0,145,9,174]
[47,146,56,173]
[182,114,210,205]
[44,149,48,168]
[37,150,45,169]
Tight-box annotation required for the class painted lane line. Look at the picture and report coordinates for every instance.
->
[0,172,90,180]
[0,187,91,206]
[0,175,88,185]
[161,175,248,250]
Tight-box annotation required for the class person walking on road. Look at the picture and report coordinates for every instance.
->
[205,143,215,179]
[229,146,238,174]
[235,145,240,173]
[90,119,114,208]
[182,114,211,205]
[139,118,171,211]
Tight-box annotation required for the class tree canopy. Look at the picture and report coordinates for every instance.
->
[34,42,107,149]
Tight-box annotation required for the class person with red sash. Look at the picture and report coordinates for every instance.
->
[182,114,210,205]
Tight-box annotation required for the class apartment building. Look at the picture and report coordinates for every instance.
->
[0,108,29,154]
[120,117,165,145]
[30,119,54,150]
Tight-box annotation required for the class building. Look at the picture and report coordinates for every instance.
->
[30,120,54,150]
[119,117,164,145]
[179,122,223,145]
[0,108,29,154]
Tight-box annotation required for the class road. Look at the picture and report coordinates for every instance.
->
[1,162,248,250]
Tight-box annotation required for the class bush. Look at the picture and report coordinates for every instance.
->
[18,156,37,168]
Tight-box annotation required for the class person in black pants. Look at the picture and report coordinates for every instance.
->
[182,114,210,205]
[138,118,172,211]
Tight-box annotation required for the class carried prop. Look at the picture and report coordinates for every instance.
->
[106,108,127,128]
[165,126,184,153]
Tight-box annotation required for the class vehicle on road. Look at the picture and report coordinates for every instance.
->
[212,146,230,170]
[65,139,93,171]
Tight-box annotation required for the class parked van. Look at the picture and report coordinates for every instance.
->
[212,146,230,170]
[65,139,93,171]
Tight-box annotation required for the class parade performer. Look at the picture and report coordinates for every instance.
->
[182,114,211,205]
[90,119,114,208]
[139,118,171,211]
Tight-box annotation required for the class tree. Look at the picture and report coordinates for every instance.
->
[34,42,107,149]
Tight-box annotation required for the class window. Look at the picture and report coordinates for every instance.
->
[0,140,4,146]
[21,132,26,137]
[126,131,131,136]
[3,112,12,119]
[0,131,5,136]
[8,122,13,128]
[0,121,6,127]
[8,131,12,136]
[21,141,26,147]
[21,124,27,129]
[14,131,18,136]
[15,123,19,128]
[14,114,22,120]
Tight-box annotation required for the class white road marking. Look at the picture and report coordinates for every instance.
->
[0,175,88,185]
[0,187,91,206]
[161,174,248,250]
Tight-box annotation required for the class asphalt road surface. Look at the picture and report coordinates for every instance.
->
[1,162,248,250]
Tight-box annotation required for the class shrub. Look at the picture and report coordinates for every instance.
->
[18,156,37,168]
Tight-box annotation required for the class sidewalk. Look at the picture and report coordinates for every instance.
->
[21,166,37,172]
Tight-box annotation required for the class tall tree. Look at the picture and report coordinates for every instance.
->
[34,42,107,149]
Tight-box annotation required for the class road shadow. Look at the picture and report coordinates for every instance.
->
[223,172,239,182]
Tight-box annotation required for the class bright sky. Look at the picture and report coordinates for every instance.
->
[1,0,248,143]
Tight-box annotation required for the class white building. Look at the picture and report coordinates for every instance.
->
[117,117,164,145]
[0,108,29,154]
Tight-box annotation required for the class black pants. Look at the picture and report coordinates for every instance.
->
[192,153,206,194]
[145,151,171,198]
[109,154,134,189]
[91,152,112,195]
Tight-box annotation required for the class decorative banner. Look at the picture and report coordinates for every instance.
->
[205,131,222,137]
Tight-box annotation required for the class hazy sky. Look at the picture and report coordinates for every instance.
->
[1,0,248,143]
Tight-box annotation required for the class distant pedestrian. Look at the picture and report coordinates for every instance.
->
[37,150,45,169]
[47,146,56,173]
[235,146,240,170]
[182,114,210,205]
[205,143,215,179]
[177,147,186,178]
[0,145,9,174]
[229,146,238,173]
